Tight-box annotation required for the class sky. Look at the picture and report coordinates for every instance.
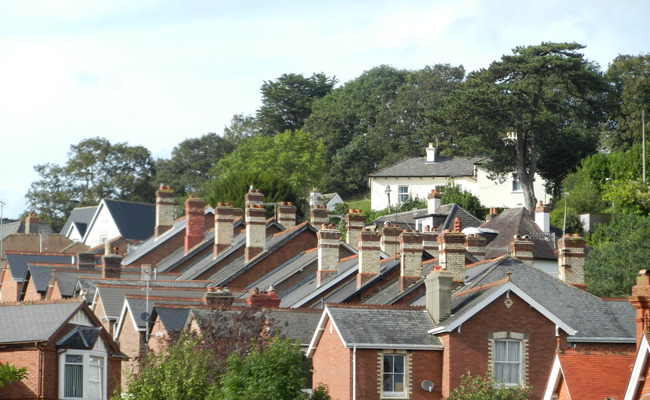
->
[0,0,648,219]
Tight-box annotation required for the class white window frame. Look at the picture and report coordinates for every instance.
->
[488,331,528,388]
[397,186,409,203]
[493,339,521,386]
[382,352,407,398]
[512,173,523,192]
[59,349,107,400]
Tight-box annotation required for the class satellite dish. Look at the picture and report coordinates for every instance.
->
[421,380,435,392]
[140,312,150,321]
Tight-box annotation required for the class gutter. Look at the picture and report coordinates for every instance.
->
[345,343,443,350]
[568,336,636,343]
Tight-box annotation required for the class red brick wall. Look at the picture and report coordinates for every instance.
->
[1,267,19,302]
[22,278,43,301]
[118,312,146,389]
[312,318,352,399]
[228,230,317,290]
[128,230,185,269]
[443,292,560,400]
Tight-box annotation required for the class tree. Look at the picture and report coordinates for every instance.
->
[121,332,216,400]
[204,171,305,219]
[585,213,650,297]
[222,113,260,146]
[445,371,532,400]
[209,129,326,195]
[603,53,650,150]
[256,73,337,136]
[440,183,487,220]
[448,42,609,210]
[155,133,234,197]
[305,65,411,196]
[26,137,156,230]
[211,336,326,400]
[0,362,27,388]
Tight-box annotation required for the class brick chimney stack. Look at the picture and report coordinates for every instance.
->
[427,189,441,214]
[246,287,281,308]
[245,190,266,263]
[509,235,535,266]
[77,253,95,271]
[214,202,235,257]
[25,214,39,234]
[356,229,381,288]
[425,271,453,324]
[102,251,122,279]
[535,201,551,233]
[629,270,650,349]
[277,202,297,229]
[465,234,487,260]
[438,230,466,282]
[184,197,206,254]
[310,205,329,229]
[317,224,340,287]
[204,286,234,307]
[557,234,586,286]
[400,231,423,291]
[380,225,401,256]
[486,207,498,221]
[155,185,175,237]
[422,226,439,257]
[345,209,365,249]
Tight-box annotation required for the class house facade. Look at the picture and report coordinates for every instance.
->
[0,300,124,400]
[369,144,547,211]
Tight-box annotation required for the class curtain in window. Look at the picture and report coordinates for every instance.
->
[64,355,83,398]
[494,340,520,385]
[88,356,104,400]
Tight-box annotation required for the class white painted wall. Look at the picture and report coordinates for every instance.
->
[370,176,478,210]
[475,169,548,209]
[83,204,120,247]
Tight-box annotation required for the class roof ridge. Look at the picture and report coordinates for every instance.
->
[327,303,425,311]
[0,298,83,307]
[456,275,510,298]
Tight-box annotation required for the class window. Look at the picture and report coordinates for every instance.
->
[494,340,521,386]
[383,354,405,397]
[398,186,409,203]
[489,332,528,388]
[512,174,522,192]
[60,352,106,400]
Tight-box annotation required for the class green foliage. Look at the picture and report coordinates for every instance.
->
[445,372,532,400]
[205,170,303,213]
[26,137,156,230]
[256,73,337,136]
[448,42,608,210]
[440,184,487,220]
[155,133,235,197]
[210,129,326,195]
[0,362,27,388]
[549,199,584,235]
[603,53,650,150]
[121,332,217,400]
[210,336,321,400]
[585,213,650,297]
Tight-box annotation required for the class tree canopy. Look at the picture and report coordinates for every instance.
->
[26,137,156,230]
[256,73,337,136]
[0,362,27,389]
[154,133,234,197]
[447,42,609,210]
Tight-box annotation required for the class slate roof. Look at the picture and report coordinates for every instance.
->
[102,199,155,241]
[27,265,77,293]
[1,220,54,239]
[0,301,82,343]
[56,326,102,349]
[94,284,208,319]
[373,203,483,233]
[442,256,635,342]
[151,306,193,332]
[479,207,559,260]
[122,217,186,266]
[120,296,204,330]
[5,253,75,282]
[320,305,441,349]
[60,206,97,236]
[268,308,323,347]
[369,156,482,178]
